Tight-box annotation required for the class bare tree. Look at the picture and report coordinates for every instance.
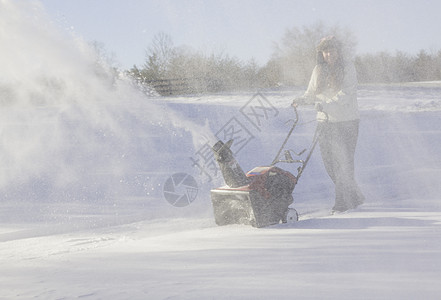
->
[273,22,357,86]
[144,32,176,79]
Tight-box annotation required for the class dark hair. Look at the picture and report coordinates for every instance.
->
[317,36,341,53]
[315,36,345,93]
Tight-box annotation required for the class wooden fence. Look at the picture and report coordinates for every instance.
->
[148,77,223,96]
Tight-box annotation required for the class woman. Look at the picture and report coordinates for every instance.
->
[293,36,364,212]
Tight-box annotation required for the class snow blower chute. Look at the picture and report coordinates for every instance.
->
[210,107,321,228]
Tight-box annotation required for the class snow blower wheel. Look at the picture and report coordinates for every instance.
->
[285,208,299,223]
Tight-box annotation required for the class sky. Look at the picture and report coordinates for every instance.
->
[39,0,441,70]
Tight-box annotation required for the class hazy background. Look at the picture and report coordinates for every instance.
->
[39,0,441,69]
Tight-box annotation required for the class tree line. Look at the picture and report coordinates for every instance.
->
[355,50,441,83]
[125,24,441,95]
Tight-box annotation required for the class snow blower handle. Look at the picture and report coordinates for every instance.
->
[270,105,299,166]
[295,110,328,180]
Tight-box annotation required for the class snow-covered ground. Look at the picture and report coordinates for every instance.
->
[3,86,441,300]
[1,2,441,299]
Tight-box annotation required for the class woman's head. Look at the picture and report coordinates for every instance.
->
[315,36,345,91]
[316,36,342,66]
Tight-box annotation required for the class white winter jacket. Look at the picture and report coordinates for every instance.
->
[303,61,360,123]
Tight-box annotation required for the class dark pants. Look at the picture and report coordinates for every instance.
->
[318,120,365,211]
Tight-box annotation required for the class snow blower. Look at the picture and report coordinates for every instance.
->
[210,107,321,228]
